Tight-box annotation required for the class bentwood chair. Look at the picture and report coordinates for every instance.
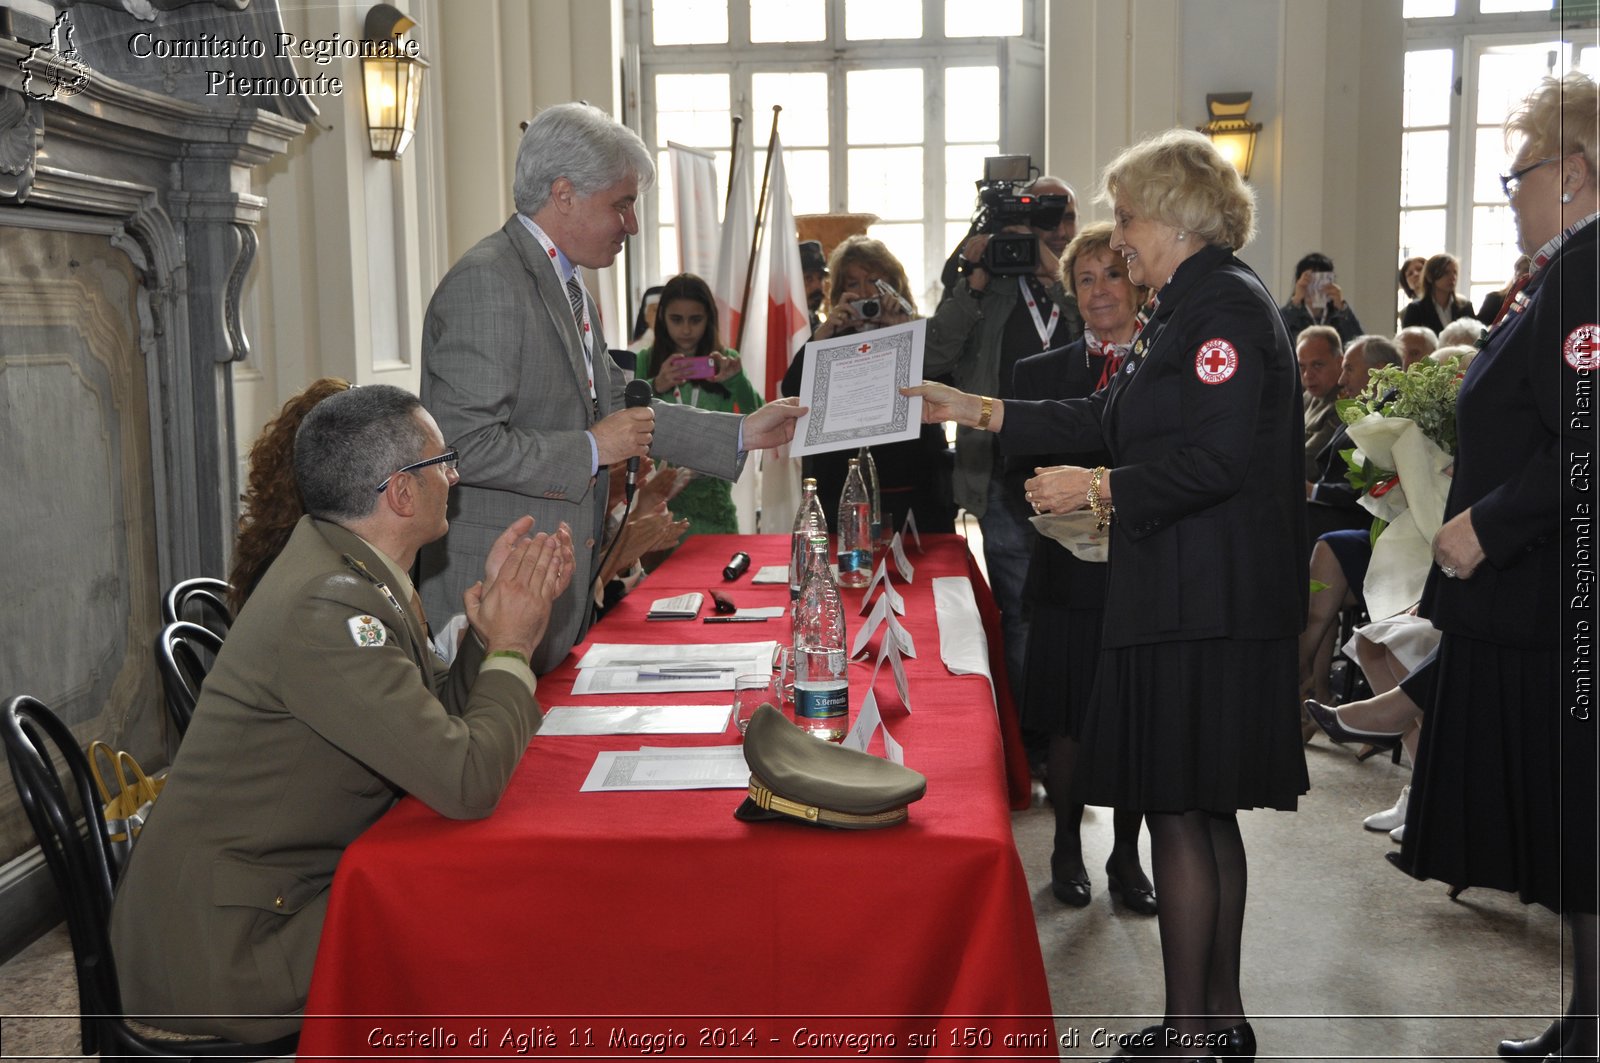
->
[160,577,232,640]
[154,622,222,740]
[0,695,298,1060]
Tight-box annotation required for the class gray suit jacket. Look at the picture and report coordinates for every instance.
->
[419,216,745,673]
[109,517,538,1040]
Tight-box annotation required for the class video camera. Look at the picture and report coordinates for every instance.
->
[966,155,1068,276]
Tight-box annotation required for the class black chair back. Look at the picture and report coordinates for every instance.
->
[160,577,232,639]
[155,622,223,739]
[1,695,299,1059]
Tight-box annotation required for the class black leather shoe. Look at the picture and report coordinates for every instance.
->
[1105,859,1158,916]
[1209,1021,1256,1060]
[1050,870,1091,907]
[1499,1019,1569,1057]
[1305,699,1403,751]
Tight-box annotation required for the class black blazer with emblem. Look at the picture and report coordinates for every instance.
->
[999,243,1308,648]
[1420,218,1597,647]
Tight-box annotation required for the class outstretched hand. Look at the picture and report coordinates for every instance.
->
[900,382,993,429]
[742,398,807,451]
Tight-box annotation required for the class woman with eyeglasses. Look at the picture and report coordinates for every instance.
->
[1391,72,1598,1062]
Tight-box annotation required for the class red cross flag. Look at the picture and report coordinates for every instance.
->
[1195,338,1239,385]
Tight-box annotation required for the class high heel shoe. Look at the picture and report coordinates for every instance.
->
[1050,868,1091,908]
[1209,1020,1256,1060]
[1304,699,1403,753]
[1105,858,1158,916]
[1499,1018,1569,1057]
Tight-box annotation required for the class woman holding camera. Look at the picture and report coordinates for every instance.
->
[781,235,954,533]
[635,272,762,536]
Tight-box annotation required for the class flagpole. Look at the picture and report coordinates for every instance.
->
[724,115,743,214]
[733,105,780,350]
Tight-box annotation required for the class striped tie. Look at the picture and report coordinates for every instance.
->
[566,275,586,336]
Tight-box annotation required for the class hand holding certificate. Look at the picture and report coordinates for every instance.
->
[790,319,926,457]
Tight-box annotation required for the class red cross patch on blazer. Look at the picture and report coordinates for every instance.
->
[1194,338,1238,385]
[1564,325,1599,371]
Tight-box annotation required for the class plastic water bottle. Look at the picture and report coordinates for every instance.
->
[789,478,827,601]
[836,458,871,588]
[857,446,882,552]
[793,536,848,741]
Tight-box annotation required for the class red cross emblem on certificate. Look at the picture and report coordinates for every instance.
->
[1564,324,1599,371]
[1194,338,1238,384]
[857,342,873,354]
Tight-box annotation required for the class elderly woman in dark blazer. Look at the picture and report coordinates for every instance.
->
[908,129,1307,1063]
[1395,72,1599,1061]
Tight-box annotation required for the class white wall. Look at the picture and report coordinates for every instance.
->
[1046,0,1403,330]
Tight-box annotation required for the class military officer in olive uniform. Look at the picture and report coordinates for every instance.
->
[109,385,573,1041]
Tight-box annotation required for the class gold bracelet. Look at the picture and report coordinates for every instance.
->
[1086,465,1114,531]
[976,396,994,431]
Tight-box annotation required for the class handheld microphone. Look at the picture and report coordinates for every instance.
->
[623,378,653,504]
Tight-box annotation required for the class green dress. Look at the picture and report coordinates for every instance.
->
[634,347,763,535]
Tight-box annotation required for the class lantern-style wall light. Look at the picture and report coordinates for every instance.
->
[1198,92,1262,180]
[361,3,427,159]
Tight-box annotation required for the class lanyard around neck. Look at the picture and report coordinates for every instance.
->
[1018,277,1059,349]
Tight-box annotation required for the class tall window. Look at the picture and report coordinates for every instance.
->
[1402,0,1595,312]
[635,0,1040,312]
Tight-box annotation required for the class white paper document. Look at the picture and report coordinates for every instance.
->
[790,319,926,457]
[752,564,790,584]
[580,746,751,791]
[570,641,779,695]
[539,704,733,735]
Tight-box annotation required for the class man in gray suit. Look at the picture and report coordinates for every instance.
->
[419,102,802,674]
[110,385,572,1040]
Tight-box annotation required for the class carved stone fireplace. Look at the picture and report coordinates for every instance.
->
[0,0,305,958]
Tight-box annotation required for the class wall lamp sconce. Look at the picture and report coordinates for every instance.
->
[361,3,428,159]
[1198,92,1262,180]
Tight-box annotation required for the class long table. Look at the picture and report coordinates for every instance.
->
[298,534,1052,1059]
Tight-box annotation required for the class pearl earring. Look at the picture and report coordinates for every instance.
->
[1562,191,1574,203]
[1177,231,1187,241]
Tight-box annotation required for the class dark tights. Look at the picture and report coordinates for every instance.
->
[1145,810,1248,1048]
[1563,911,1598,1056]
[1046,735,1150,889]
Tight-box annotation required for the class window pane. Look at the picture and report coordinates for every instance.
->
[753,147,831,215]
[657,151,676,225]
[1580,45,1595,76]
[1473,126,1513,202]
[869,222,927,310]
[1400,208,1447,262]
[655,74,730,148]
[651,0,729,45]
[659,224,678,282]
[750,0,824,42]
[1477,43,1563,124]
[945,143,998,219]
[847,69,924,144]
[946,0,1022,37]
[1402,130,1450,206]
[752,72,830,147]
[1479,0,1551,12]
[946,221,974,264]
[1403,49,1453,128]
[848,147,923,220]
[1471,204,1518,286]
[945,67,999,143]
[1402,0,1454,16]
[845,0,922,40]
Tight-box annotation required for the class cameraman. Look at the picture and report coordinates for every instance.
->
[923,176,1082,706]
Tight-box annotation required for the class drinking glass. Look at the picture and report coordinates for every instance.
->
[731,673,772,735]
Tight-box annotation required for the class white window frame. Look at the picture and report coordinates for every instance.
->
[627,0,1043,309]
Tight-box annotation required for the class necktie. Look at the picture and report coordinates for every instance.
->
[408,588,432,642]
[566,275,586,337]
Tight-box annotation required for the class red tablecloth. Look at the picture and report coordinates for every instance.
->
[298,534,1052,1060]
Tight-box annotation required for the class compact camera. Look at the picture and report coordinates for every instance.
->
[849,297,882,321]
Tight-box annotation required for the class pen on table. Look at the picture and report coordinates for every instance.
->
[704,615,769,623]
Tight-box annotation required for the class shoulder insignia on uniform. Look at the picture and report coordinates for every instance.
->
[1564,324,1599,372]
[1195,338,1239,385]
[348,615,387,647]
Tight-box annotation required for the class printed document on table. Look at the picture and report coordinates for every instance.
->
[580,747,751,791]
[569,641,778,695]
[790,319,926,457]
[538,704,733,735]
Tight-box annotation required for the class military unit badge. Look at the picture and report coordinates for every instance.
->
[347,615,387,647]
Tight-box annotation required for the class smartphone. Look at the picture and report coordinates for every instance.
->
[679,355,717,380]
[1308,271,1334,311]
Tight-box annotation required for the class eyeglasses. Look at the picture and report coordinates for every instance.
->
[375,449,458,493]
[1500,156,1557,198]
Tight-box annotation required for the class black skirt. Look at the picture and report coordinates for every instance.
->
[1020,602,1102,739]
[1072,636,1309,814]
[1398,634,1595,914]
